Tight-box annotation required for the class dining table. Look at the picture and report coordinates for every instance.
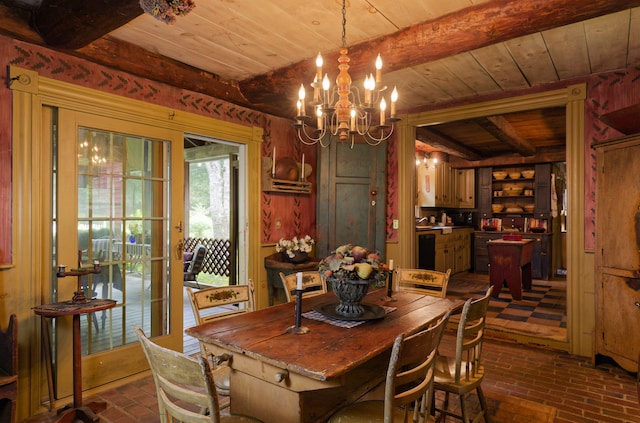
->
[185,289,463,423]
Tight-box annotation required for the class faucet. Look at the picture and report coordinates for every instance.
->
[416,217,430,225]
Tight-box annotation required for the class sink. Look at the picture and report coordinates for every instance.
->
[416,225,433,230]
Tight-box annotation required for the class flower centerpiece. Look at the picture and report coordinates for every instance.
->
[318,244,389,317]
[275,235,315,264]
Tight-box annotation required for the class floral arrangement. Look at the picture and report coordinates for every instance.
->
[318,244,389,287]
[139,0,196,24]
[275,235,315,259]
[128,223,141,236]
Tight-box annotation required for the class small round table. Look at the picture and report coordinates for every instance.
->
[34,299,116,423]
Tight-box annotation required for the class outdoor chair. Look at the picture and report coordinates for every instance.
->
[395,268,451,298]
[328,311,450,423]
[134,326,262,423]
[432,286,493,423]
[184,243,207,289]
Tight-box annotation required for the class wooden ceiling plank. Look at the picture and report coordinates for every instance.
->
[504,33,559,85]
[412,60,479,99]
[239,0,640,116]
[470,43,531,91]
[477,115,537,157]
[629,8,640,65]
[541,22,591,80]
[584,10,630,72]
[438,52,501,96]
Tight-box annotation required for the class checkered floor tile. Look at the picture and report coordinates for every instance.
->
[446,273,567,332]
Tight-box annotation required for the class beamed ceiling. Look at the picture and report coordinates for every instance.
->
[2,0,640,166]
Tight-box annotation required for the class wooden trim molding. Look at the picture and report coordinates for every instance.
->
[399,84,589,357]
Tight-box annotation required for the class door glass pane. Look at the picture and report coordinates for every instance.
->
[74,127,170,355]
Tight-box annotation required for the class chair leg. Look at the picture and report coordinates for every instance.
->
[476,386,491,423]
[459,393,469,423]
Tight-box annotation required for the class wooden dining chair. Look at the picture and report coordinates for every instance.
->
[134,326,263,423]
[432,286,493,423]
[395,268,452,298]
[186,281,255,397]
[279,271,327,302]
[327,311,451,423]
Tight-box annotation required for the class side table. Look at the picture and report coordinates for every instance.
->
[264,253,321,305]
[33,299,116,423]
[486,238,534,300]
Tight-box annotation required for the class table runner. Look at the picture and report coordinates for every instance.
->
[303,306,396,328]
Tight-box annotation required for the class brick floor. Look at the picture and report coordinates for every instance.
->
[24,337,639,423]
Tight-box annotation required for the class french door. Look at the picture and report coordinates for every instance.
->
[53,109,184,396]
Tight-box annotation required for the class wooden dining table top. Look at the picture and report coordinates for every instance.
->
[186,289,463,382]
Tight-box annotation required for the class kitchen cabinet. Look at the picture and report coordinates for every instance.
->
[417,162,470,208]
[434,228,473,275]
[594,134,640,372]
[456,169,475,208]
[473,231,551,279]
[477,164,551,219]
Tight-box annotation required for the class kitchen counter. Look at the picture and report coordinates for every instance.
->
[416,225,474,231]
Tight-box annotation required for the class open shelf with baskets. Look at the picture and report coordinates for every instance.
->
[490,166,543,216]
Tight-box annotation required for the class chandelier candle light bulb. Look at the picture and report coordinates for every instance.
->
[380,98,387,126]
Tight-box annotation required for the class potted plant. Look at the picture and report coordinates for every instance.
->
[275,235,315,263]
[318,244,389,317]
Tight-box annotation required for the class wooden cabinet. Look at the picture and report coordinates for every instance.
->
[477,164,551,219]
[473,231,551,279]
[417,163,472,209]
[435,228,473,275]
[594,134,640,372]
[456,169,475,209]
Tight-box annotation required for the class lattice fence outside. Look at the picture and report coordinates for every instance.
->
[184,237,231,277]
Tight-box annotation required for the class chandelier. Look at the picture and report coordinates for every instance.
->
[416,153,438,170]
[293,0,399,148]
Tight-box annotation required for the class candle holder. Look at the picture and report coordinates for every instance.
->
[57,250,101,303]
[286,289,310,334]
[382,270,397,302]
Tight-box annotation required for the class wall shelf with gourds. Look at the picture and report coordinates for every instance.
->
[261,156,312,194]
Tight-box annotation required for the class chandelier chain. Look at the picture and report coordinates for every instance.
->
[341,0,347,48]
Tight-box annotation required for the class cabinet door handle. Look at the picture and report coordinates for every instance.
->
[635,301,640,309]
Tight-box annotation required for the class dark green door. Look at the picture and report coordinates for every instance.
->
[316,142,387,258]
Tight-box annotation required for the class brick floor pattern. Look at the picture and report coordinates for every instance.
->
[25,336,639,423]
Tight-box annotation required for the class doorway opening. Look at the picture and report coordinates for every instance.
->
[181,134,243,354]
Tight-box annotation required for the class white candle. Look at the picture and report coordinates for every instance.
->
[389,259,394,271]
[272,147,276,177]
[390,86,398,116]
[296,272,303,290]
[301,154,305,181]
[380,98,386,126]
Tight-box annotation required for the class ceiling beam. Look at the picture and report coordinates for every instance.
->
[449,145,566,169]
[239,0,640,117]
[32,0,143,49]
[475,116,537,157]
[416,127,483,161]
